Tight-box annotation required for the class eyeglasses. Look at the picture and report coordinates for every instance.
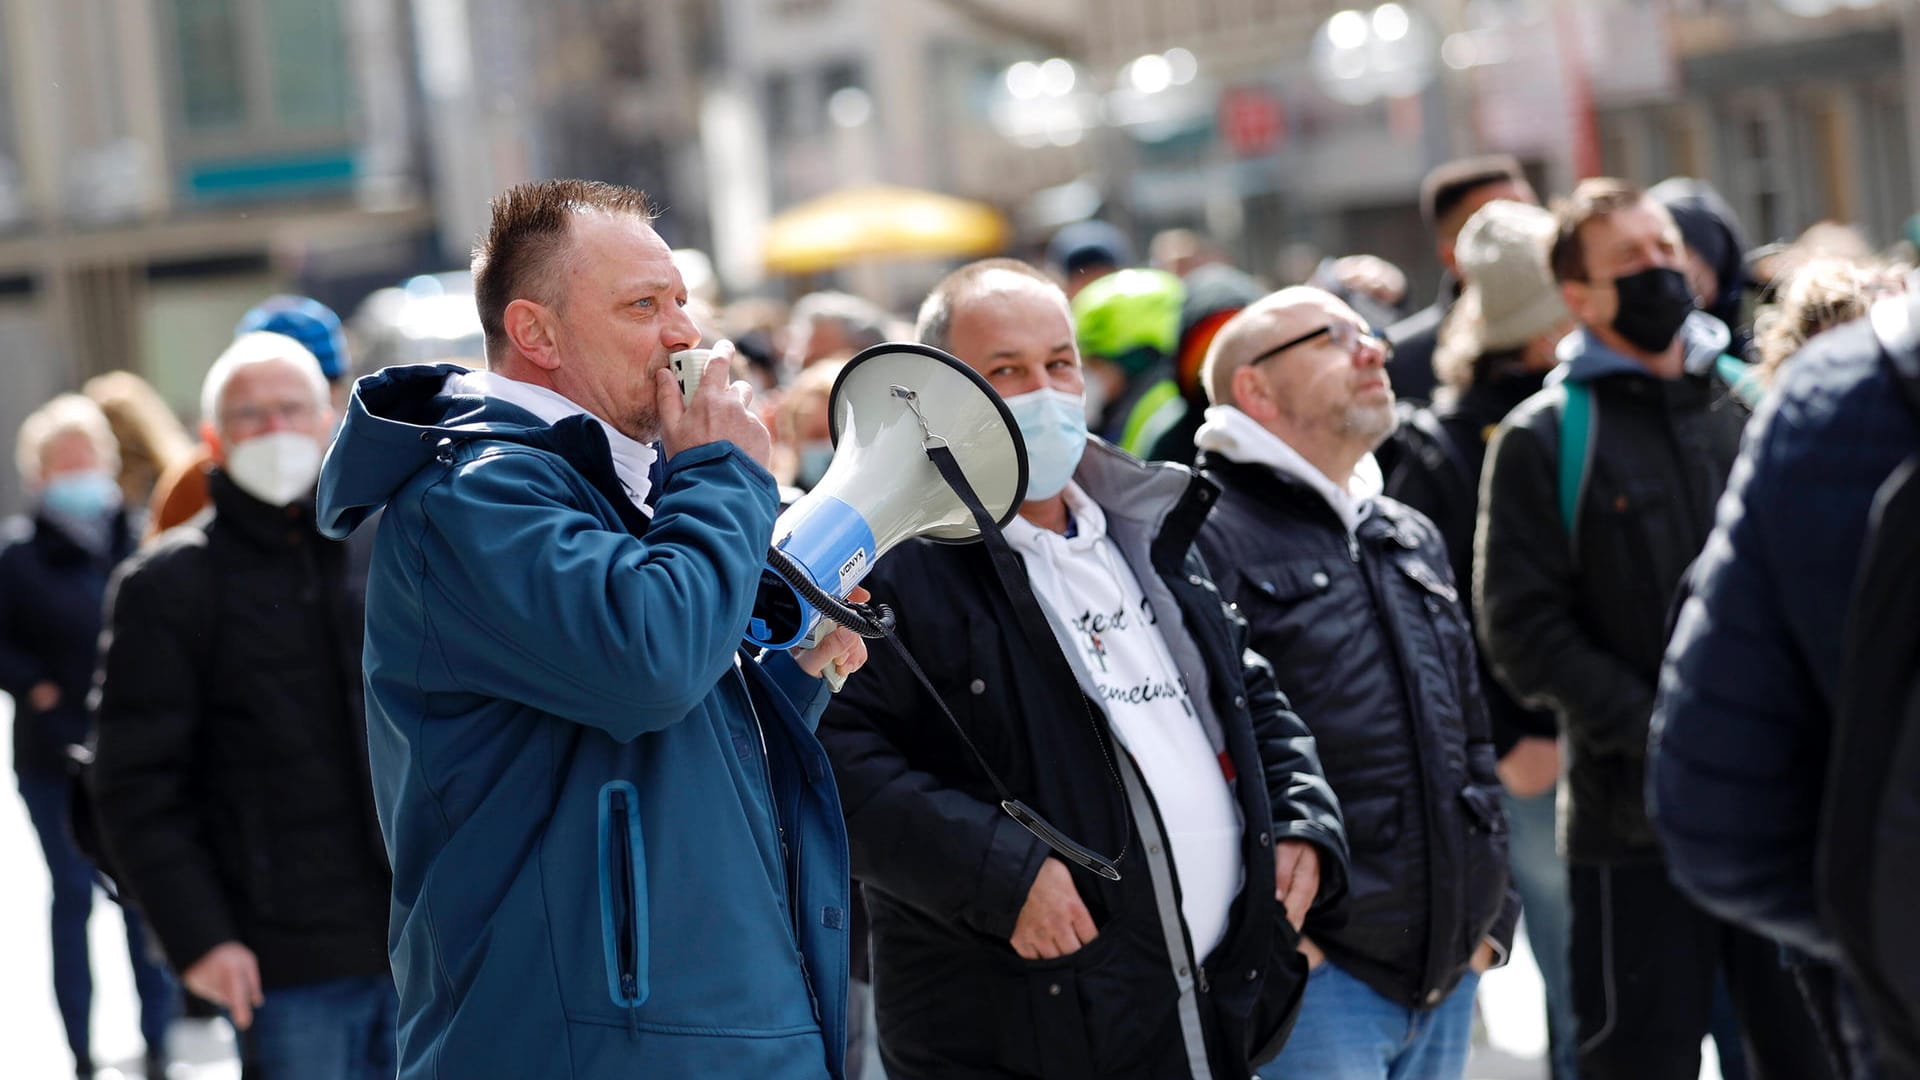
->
[1249,320,1394,367]
[222,400,317,432]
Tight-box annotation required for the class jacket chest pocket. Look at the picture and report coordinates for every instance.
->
[1238,559,1343,644]
[1391,555,1473,648]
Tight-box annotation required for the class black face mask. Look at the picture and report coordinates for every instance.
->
[1609,267,1695,354]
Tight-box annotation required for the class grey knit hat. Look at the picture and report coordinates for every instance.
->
[1456,199,1570,351]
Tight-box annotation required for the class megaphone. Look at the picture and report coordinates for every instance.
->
[745,342,1028,652]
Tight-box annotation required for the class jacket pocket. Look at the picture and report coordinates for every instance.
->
[598,781,649,1008]
[1455,782,1511,954]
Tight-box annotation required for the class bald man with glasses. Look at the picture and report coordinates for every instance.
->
[1192,286,1518,1080]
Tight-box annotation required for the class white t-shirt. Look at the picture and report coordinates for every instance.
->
[444,369,658,516]
[1006,483,1245,959]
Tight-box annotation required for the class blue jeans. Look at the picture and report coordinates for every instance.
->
[1505,786,1578,1080]
[244,974,398,1080]
[1259,961,1480,1079]
[17,769,177,1067]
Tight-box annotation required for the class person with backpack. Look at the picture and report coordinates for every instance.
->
[1650,281,1920,1078]
[1380,197,1579,1080]
[1475,177,1829,1080]
[3,394,176,1079]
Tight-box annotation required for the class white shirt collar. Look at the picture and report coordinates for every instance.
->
[444,369,657,515]
[1004,481,1106,555]
[1192,405,1380,535]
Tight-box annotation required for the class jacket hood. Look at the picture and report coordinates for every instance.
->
[317,363,564,539]
[1550,310,1731,385]
[1648,177,1751,333]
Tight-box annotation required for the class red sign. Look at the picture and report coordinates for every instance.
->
[1219,87,1286,158]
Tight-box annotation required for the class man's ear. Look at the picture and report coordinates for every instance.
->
[1232,364,1277,422]
[1560,281,1589,324]
[503,298,561,371]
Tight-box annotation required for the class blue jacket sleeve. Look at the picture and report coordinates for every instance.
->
[755,647,831,732]
[412,442,780,740]
[1649,399,1836,959]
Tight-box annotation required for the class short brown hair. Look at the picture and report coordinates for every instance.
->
[1549,178,1645,284]
[472,180,655,361]
[915,258,1062,353]
[1421,154,1527,232]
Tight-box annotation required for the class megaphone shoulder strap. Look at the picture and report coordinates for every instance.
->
[921,443,1131,882]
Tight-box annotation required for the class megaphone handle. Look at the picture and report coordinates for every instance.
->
[824,659,848,693]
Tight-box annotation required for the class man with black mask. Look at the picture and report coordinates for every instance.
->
[1475,178,1830,1080]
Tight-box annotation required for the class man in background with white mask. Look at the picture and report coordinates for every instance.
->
[818,258,1348,1080]
[92,331,396,1079]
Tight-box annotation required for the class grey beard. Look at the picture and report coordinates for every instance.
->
[1338,399,1396,451]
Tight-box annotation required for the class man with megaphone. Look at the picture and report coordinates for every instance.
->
[818,258,1350,1079]
[316,179,866,1080]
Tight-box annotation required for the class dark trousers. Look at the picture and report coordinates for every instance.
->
[18,769,177,1067]
[1570,861,1833,1080]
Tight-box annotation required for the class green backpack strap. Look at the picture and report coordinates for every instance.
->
[1558,380,1596,547]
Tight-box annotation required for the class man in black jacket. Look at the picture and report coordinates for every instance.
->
[1476,177,1828,1080]
[1193,285,1518,1080]
[92,331,394,1080]
[1378,197,1577,1080]
[818,258,1348,1080]
[1386,155,1537,405]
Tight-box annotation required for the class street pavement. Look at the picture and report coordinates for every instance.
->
[2,693,1720,1079]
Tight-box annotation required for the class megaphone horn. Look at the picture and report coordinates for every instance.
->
[745,343,1029,652]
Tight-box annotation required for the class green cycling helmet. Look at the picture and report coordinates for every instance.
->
[1072,268,1184,361]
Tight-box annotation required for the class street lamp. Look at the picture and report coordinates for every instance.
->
[1309,3,1439,106]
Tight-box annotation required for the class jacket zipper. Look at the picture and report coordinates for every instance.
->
[1349,535,1448,1003]
[610,787,641,1035]
[735,667,822,1025]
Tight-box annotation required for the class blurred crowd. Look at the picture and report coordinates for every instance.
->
[3,156,1918,1080]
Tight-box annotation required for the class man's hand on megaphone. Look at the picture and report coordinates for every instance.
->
[656,341,772,469]
[792,587,871,681]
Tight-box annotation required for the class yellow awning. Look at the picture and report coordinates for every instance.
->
[763,185,1010,274]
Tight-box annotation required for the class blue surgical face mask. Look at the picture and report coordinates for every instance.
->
[795,440,835,491]
[40,469,121,521]
[1003,387,1088,501]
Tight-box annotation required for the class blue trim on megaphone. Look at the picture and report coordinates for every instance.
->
[745,495,877,650]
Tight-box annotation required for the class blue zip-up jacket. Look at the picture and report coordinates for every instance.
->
[316,363,848,1079]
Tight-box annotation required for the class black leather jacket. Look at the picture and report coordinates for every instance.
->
[1196,451,1518,1010]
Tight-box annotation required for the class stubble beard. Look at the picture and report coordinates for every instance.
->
[1337,398,1396,453]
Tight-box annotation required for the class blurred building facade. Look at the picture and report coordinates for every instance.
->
[1590,0,1916,251]
[0,0,434,514]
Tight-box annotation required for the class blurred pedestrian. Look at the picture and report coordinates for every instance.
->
[1753,255,1910,383]
[147,295,354,538]
[1651,279,1920,1079]
[820,258,1348,1079]
[1147,264,1265,465]
[1650,178,1756,360]
[1149,227,1227,278]
[92,331,394,1080]
[1071,267,1185,453]
[314,179,864,1079]
[787,291,891,370]
[770,358,843,497]
[1476,178,1828,1080]
[1195,286,1518,1080]
[1047,219,1133,300]
[82,371,193,511]
[2,394,176,1079]
[1387,155,1539,405]
[1378,198,1579,1080]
